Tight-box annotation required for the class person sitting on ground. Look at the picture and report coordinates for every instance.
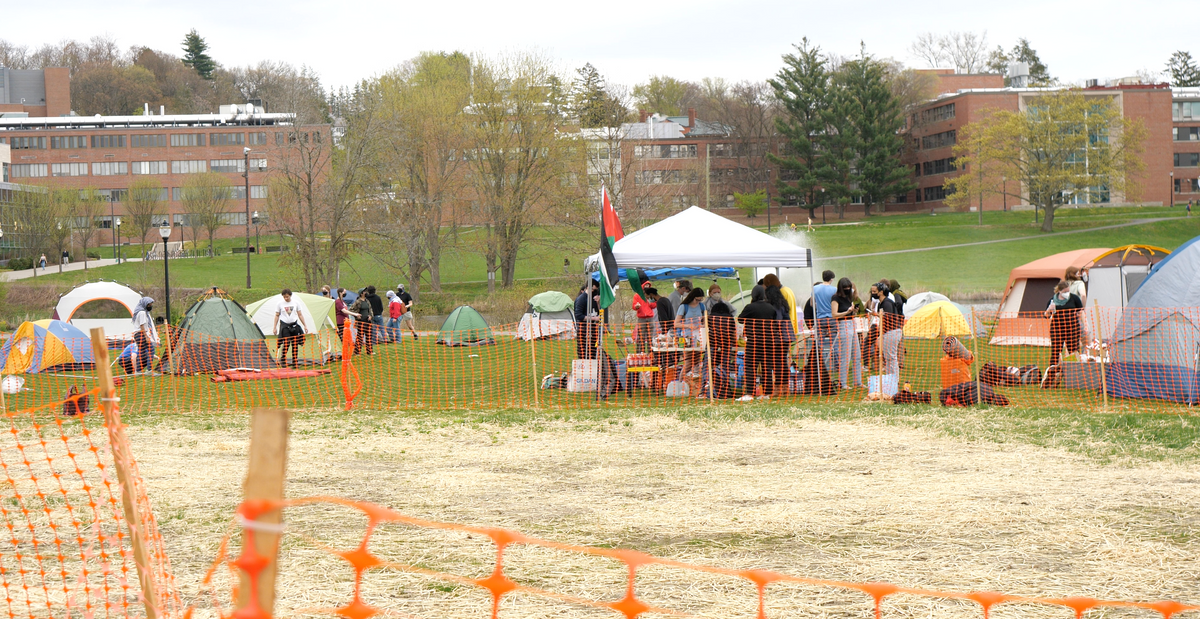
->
[273,288,308,367]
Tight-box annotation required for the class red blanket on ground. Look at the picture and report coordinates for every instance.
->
[210,368,332,383]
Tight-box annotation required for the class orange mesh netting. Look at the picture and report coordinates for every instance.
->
[206,496,1200,619]
[1,306,1197,414]
[0,387,179,619]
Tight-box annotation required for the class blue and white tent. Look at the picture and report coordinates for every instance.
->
[1107,235,1200,404]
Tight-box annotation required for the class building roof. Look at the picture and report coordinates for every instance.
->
[0,111,296,131]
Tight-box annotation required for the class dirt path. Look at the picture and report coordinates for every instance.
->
[133,414,1200,618]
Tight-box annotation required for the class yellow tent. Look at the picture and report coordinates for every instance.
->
[903,301,985,339]
[0,319,95,374]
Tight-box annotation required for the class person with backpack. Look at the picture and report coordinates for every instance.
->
[350,289,375,355]
[364,285,385,344]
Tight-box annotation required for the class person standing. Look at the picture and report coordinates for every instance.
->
[738,286,777,398]
[704,283,734,316]
[335,288,352,346]
[39,253,47,270]
[811,270,837,374]
[385,290,405,343]
[131,297,159,373]
[319,285,331,297]
[631,281,656,353]
[350,290,375,355]
[1064,266,1087,306]
[762,277,794,396]
[364,286,385,344]
[674,288,708,377]
[273,288,307,367]
[668,280,692,314]
[1044,280,1084,377]
[832,278,863,389]
[396,284,419,340]
[574,282,600,359]
[872,282,904,376]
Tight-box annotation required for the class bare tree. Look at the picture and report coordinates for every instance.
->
[268,78,379,291]
[126,177,164,276]
[701,81,778,206]
[46,189,75,274]
[15,187,52,278]
[468,51,580,292]
[181,172,232,257]
[75,188,104,269]
[910,31,990,73]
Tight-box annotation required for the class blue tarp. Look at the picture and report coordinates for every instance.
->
[590,267,738,282]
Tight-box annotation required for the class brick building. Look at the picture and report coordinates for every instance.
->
[0,68,70,118]
[904,73,1180,210]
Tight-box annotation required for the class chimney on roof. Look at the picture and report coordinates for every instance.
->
[639,109,648,122]
[687,107,696,128]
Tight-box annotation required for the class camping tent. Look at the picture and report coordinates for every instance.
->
[517,291,576,341]
[991,248,1110,346]
[1107,235,1200,404]
[170,292,277,374]
[245,292,340,365]
[0,320,94,374]
[437,306,495,347]
[588,207,812,269]
[904,292,951,316]
[1084,245,1170,308]
[903,301,985,339]
[52,281,143,340]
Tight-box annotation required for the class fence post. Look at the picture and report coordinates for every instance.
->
[704,312,714,401]
[530,327,540,409]
[1094,304,1108,410]
[237,407,290,617]
[88,327,160,619]
[970,308,982,406]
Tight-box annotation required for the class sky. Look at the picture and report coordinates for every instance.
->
[4,0,1195,91]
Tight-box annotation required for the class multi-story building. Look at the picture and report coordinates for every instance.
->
[1173,88,1200,201]
[0,68,70,118]
[904,72,1177,210]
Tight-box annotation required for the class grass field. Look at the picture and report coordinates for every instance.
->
[124,402,1200,618]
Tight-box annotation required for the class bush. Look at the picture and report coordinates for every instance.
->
[6,257,33,271]
[86,251,101,259]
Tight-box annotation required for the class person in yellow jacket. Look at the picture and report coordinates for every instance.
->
[761,273,799,335]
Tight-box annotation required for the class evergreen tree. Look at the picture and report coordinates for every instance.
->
[1166,51,1200,87]
[839,48,916,216]
[816,71,858,220]
[181,29,215,80]
[571,63,609,127]
[768,38,830,219]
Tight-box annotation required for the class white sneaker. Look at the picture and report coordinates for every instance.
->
[737,394,754,402]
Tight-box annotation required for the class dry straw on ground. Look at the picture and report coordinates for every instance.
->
[128,413,1199,619]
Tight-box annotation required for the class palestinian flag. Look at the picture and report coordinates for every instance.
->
[598,186,623,309]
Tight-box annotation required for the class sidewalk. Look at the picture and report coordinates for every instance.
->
[0,257,142,282]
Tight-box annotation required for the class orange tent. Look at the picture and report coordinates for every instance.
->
[991,248,1110,346]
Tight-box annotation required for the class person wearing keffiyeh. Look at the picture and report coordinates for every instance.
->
[130,297,159,372]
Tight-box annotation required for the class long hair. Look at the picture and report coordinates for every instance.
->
[682,287,705,306]
[837,277,853,298]
[765,286,786,311]
[761,273,782,289]
[1065,266,1080,281]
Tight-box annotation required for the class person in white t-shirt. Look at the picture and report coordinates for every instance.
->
[273,288,307,367]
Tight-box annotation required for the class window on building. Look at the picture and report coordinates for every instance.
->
[210,132,246,146]
[921,130,956,150]
[922,157,958,176]
[250,185,268,199]
[249,158,266,172]
[131,134,167,148]
[221,212,248,226]
[914,163,922,177]
[1173,101,1200,121]
[275,132,284,145]
[1174,127,1200,141]
[210,159,243,173]
[8,136,46,150]
[1175,152,1200,167]
[920,103,956,124]
[923,186,948,201]
[1175,178,1200,193]
[229,186,246,200]
[51,162,89,177]
[170,133,206,147]
[97,188,128,202]
[171,187,181,201]
[132,161,168,175]
[894,192,908,203]
[248,132,269,145]
[633,144,698,159]
[10,163,48,178]
[91,135,127,148]
[91,161,129,176]
[50,136,87,149]
[1,162,7,182]
[171,160,208,174]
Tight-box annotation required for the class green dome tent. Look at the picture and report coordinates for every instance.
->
[169,290,277,374]
[436,306,495,347]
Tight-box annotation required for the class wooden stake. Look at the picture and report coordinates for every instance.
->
[1094,304,1108,410]
[237,407,290,616]
[529,327,540,409]
[89,328,160,619]
[970,307,982,406]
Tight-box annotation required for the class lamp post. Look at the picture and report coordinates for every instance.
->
[109,196,118,262]
[243,146,252,289]
[1170,171,1175,208]
[252,210,266,252]
[115,217,122,264]
[158,220,172,324]
[1002,176,1007,211]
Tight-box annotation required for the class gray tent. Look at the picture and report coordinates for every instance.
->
[517,291,576,341]
[1107,235,1200,404]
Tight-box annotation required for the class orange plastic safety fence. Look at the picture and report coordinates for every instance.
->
[3,307,1198,413]
[0,387,180,618]
[209,496,1200,619]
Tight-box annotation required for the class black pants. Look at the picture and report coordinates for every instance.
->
[278,322,304,366]
[354,319,374,355]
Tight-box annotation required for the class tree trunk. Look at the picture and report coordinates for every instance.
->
[1040,204,1057,233]
[864,201,871,217]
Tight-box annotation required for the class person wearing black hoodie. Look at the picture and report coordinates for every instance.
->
[738,285,778,397]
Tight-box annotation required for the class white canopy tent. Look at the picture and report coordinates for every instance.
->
[587,206,813,270]
[52,281,143,339]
